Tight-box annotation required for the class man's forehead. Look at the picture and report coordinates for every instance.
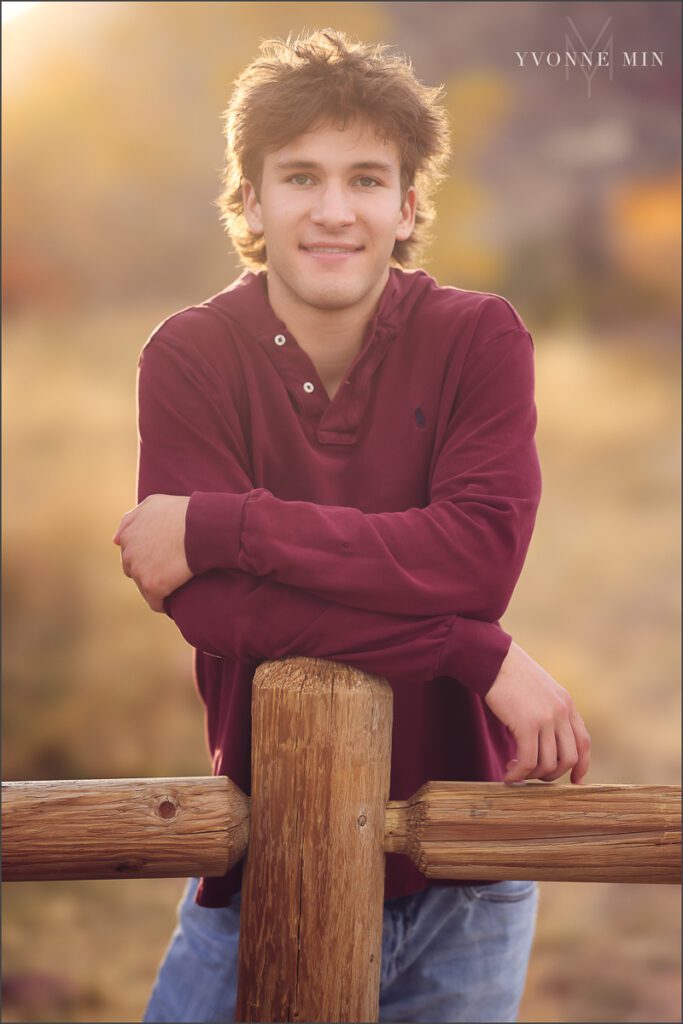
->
[265,121,401,172]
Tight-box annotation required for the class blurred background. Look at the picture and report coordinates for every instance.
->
[2,2,680,1021]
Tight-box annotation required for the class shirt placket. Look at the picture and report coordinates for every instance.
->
[322,324,397,442]
[261,329,329,418]
[260,322,397,446]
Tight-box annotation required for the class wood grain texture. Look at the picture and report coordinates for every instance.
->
[1,776,249,880]
[235,657,393,1024]
[384,781,680,883]
[4,777,679,886]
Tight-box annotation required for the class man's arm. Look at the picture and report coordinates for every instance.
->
[166,567,508,695]
[116,328,590,783]
[118,329,513,696]
[169,571,589,786]
[178,327,542,622]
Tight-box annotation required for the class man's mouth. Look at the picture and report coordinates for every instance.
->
[300,244,364,253]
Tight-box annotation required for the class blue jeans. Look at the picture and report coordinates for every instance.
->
[143,876,538,1023]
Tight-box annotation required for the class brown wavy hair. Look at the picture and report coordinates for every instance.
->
[214,29,451,269]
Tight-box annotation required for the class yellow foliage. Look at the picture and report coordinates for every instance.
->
[444,69,514,161]
[607,173,681,288]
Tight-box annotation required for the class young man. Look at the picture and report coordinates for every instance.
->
[114,30,590,1024]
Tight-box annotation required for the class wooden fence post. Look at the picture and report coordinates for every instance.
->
[235,657,392,1024]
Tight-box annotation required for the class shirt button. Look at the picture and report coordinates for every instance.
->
[303,381,315,393]
[274,334,286,346]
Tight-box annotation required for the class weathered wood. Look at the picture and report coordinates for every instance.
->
[1,776,249,881]
[235,657,393,1024]
[384,781,681,883]
[3,776,679,886]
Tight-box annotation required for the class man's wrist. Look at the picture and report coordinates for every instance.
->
[184,491,249,575]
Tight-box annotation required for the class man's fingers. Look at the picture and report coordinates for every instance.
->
[112,507,139,545]
[139,584,165,613]
[540,720,578,782]
[113,521,130,545]
[569,707,591,784]
[504,730,539,783]
[131,578,163,613]
[527,725,559,781]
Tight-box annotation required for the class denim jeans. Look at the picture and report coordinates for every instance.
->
[143,876,538,1023]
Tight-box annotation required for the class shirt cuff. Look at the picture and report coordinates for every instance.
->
[184,490,248,575]
[439,618,513,697]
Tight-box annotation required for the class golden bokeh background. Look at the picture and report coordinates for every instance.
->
[2,2,680,1021]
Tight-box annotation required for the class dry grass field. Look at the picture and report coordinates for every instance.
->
[2,306,680,1022]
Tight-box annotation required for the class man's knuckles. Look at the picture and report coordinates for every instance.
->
[136,571,168,596]
[538,755,559,775]
[121,554,164,594]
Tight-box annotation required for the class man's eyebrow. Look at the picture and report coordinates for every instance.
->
[273,159,395,174]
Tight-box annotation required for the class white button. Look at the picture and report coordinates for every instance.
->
[303,381,315,393]
[274,334,286,346]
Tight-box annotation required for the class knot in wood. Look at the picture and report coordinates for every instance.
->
[116,859,143,872]
[357,814,367,827]
[158,799,177,820]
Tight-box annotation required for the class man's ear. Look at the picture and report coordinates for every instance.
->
[242,179,264,234]
[395,185,417,242]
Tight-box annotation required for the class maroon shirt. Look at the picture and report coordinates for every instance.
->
[136,267,542,907]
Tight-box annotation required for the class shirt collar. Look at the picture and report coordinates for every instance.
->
[207,265,429,349]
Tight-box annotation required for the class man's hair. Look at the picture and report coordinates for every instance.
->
[215,29,451,269]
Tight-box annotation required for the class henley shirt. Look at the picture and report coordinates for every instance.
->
[136,266,543,907]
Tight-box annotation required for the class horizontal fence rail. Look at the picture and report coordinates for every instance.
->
[1,776,250,882]
[3,776,680,885]
[385,780,681,884]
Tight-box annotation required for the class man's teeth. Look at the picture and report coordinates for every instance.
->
[305,247,357,253]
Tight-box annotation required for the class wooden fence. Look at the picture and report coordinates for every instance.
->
[3,657,680,1022]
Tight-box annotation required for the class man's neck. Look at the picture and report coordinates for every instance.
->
[264,271,389,399]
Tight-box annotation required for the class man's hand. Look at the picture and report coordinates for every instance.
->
[113,494,192,612]
[485,641,591,785]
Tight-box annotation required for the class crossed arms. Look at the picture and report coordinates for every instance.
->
[114,328,590,784]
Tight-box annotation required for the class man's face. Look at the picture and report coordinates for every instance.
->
[242,119,416,315]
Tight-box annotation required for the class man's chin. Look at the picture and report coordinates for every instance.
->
[299,280,370,312]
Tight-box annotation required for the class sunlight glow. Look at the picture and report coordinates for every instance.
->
[2,1,42,25]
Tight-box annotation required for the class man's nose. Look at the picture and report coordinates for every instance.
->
[310,183,356,228]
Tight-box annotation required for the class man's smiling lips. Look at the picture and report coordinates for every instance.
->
[299,243,364,262]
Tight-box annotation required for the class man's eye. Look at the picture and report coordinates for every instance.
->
[356,177,380,188]
[289,174,313,185]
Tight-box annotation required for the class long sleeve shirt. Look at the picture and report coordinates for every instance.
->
[136,266,542,907]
